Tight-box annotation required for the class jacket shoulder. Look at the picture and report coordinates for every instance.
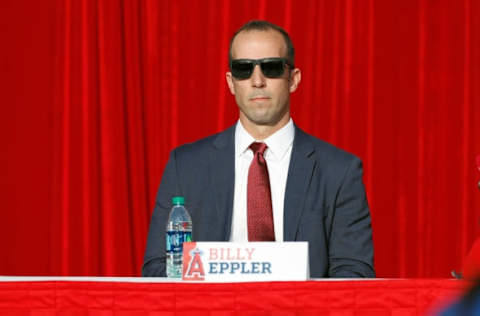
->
[296,128,361,166]
[171,124,235,162]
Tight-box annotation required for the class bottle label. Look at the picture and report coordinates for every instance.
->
[184,231,192,243]
[166,231,192,253]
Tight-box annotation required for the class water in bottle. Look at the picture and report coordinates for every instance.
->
[166,196,192,278]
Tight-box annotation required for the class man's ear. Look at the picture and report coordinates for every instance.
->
[226,72,236,95]
[289,68,301,93]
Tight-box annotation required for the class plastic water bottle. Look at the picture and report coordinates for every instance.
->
[166,196,192,278]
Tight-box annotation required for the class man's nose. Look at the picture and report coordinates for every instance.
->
[250,65,266,87]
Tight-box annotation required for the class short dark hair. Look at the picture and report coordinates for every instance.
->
[228,20,295,68]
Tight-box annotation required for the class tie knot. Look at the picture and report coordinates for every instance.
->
[250,142,268,155]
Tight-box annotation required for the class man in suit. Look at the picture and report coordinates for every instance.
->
[142,20,375,278]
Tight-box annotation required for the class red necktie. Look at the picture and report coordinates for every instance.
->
[247,142,275,241]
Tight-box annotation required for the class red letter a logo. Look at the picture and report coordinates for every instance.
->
[184,248,205,280]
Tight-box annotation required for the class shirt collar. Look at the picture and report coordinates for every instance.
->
[235,118,295,161]
[235,120,256,157]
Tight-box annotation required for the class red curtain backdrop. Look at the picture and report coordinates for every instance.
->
[1,0,479,277]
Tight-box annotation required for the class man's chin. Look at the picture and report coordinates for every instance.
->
[239,107,289,127]
[244,114,279,127]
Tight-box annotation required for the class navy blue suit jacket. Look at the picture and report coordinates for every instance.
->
[142,124,375,278]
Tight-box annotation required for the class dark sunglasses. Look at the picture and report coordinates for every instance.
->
[230,57,293,80]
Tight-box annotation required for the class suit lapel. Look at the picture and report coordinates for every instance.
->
[210,125,236,241]
[283,126,315,241]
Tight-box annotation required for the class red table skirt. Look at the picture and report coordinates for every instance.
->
[0,279,467,315]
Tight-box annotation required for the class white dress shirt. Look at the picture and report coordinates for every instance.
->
[229,119,294,242]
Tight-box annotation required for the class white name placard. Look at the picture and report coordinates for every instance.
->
[182,242,308,282]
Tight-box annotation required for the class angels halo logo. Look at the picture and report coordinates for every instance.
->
[183,242,205,280]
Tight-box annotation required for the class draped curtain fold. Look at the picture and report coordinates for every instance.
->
[1,0,479,277]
